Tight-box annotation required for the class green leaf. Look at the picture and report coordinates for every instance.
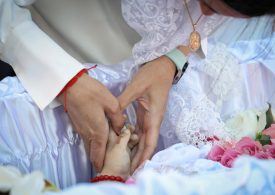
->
[259,134,271,146]
[265,103,274,129]
[255,131,262,141]
[255,132,271,146]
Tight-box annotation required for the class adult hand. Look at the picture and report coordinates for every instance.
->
[57,73,125,172]
[118,56,176,173]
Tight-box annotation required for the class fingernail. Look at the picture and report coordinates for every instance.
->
[123,114,127,119]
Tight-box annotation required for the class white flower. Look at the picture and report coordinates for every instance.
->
[0,166,22,192]
[0,166,45,195]
[225,107,268,140]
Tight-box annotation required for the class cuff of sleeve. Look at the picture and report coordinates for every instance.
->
[2,21,84,110]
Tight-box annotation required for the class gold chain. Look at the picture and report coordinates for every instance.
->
[183,0,203,31]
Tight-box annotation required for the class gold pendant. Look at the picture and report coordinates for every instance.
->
[188,31,201,52]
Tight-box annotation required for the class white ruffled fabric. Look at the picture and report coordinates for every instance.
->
[0,0,275,189]
[0,77,91,188]
[44,144,275,195]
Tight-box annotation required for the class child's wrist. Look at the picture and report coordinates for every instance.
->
[100,169,128,180]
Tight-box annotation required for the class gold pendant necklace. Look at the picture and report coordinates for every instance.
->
[183,0,203,52]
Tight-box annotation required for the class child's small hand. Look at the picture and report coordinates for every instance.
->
[100,125,138,179]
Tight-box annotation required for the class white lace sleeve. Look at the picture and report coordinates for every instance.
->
[122,0,185,65]
[121,0,223,66]
[160,43,244,148]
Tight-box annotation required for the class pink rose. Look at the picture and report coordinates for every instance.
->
[254,151,270,159]
[263,144,275,158]
[223,141,235,150]
[125,177,135,185]
[235,137,260,155]
[208,145,225,161]
[262,124,275,139]
[220,149,241,168]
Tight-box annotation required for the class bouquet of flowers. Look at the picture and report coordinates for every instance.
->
[208,104,275,167]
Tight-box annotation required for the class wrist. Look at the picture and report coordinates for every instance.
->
[160,55,177,80]
[100,168,128,180]
[164,46,189,84]
[163,45,189,72]
[56,70,87,111]
[56,65,97,110]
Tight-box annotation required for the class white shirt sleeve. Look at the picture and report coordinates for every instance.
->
[0,0,84,110]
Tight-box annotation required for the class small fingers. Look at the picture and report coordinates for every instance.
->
[126,124,135,133]
[118,128,131,148]
[128,134,139,149]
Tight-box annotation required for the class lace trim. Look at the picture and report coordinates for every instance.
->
[161,44,241,148]
[175,95,228,147]
[200,43,242,110]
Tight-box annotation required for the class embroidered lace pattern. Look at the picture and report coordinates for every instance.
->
[122,0,224,66]
[161,44,242,148]
[200,43,242,110]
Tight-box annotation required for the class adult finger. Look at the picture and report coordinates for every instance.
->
[130,103,146,171]
[118,78,147,111]
[70,118,91,156]
[130,134,145,173]
[105,97,125,134]
[138,112,161,165]
[89,110,109,172]
[130,145,138,161]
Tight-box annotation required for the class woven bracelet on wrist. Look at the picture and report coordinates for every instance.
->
[58,65,97,112]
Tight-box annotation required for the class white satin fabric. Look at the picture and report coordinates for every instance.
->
[0,0,275,189]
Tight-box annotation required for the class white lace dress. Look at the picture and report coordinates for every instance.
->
[121,0,275,148]
[0,0,274,189]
